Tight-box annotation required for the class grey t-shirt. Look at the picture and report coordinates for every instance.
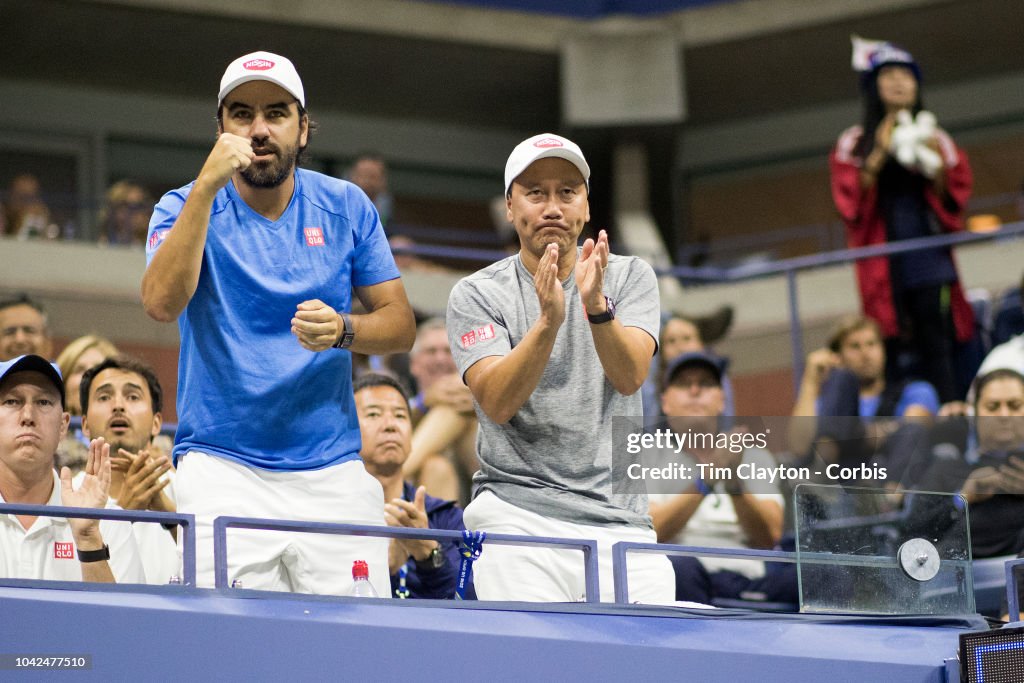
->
[446,251,660,528]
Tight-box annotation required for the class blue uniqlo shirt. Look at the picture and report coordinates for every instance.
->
[146,169,400,471]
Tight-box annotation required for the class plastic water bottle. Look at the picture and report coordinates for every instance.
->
[350,560,378,597]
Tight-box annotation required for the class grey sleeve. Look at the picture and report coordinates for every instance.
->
[611,257,661,352]
[446,278,513,381]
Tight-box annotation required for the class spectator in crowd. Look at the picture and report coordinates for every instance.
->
[641,308,735,418]
[55,335,119,416]
[141,50,415,594]
[53,334,120,475]
[790,315,938,485]
[649,351,791,605]
[97,180,153,247]
[0,355,144,583]
[355,373,473,599]
[831,38,974,403]
[80,356,178,584]
[446,133,673,602]
[403,318,477,503]
[1,173,55,239]
[0,294,52,362]
[911,369,1024,558]
[348,152,392,227]
[977,330,1024,381]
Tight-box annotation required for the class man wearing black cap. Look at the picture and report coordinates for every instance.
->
[649,351,791,605]
[0,355,144,583]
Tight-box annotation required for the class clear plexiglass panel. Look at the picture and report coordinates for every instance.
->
[794,484,974,615]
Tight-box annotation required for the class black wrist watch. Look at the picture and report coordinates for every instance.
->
[415,545,446,572]
[586,296,616,324]
[332,312,355,349]
[77,544,110,563]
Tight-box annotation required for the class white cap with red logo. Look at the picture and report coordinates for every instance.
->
[504,133,590,196]
[218,51,305,107]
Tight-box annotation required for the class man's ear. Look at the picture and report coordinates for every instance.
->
[299,112,309,148]
[150,412,163,441]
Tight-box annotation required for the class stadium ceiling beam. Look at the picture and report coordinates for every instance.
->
[86,0,948,52]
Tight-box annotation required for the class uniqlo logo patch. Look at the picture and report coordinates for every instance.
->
[304,227,325,246]
[147,228,170,252]
[460,323,496,349]
[54,542,74,560]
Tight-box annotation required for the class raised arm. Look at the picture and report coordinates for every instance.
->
[577,231,657,395]
[141,133,255,322]
[729,492,784,549]
[60,438,116,583]
[291,278,416,355]
[649,487,706,543]
[462,244,564,424]
[787,348,841,459]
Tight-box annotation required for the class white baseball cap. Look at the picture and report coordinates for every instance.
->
[218,51,305,107]
[504,133,590,196]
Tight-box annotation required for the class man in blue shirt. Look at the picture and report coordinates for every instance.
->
[141,51,416,594]
[791,314,938,486]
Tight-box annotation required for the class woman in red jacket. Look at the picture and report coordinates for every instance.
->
[830,39,974,403]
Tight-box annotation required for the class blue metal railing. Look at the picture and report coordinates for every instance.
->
[611,541,798,604]
[661,221,1024,387]
[0,503,196,586]
[0,500,1016,616]
[212,516,600,601]
[1005,557,1024,621]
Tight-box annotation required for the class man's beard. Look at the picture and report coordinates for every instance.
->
[240,145,299,189]
[106,434,147,458]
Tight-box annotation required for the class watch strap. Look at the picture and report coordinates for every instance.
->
[415,545,446,571]
[77,544,110,563]
[586,296,615,324]
[332,313,355,349]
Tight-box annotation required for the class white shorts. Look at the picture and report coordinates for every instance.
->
[463,491,674,604]
[176,451,389,597]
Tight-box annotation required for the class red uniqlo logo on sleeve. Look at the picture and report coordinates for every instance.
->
[460,324,495,349]
[304,227,325,246]
[54,542,74,559]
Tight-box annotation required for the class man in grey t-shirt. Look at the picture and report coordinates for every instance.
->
[446,133,673,602]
